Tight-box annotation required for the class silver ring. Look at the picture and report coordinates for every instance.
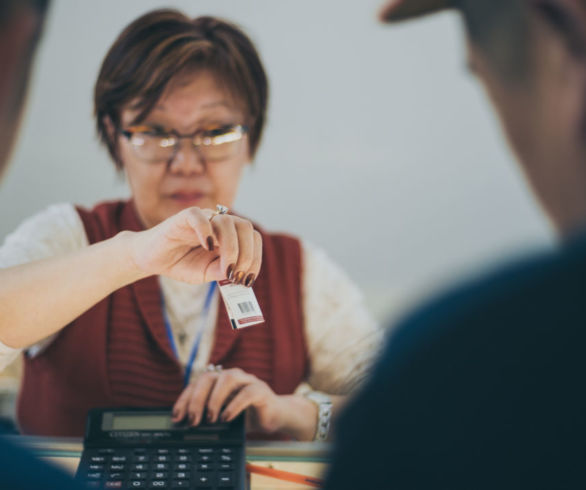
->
[205,364,223,373]
[210,204,229,221]
[215,204,229,215]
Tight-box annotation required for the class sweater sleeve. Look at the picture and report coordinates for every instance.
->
[0,203,88,370]
[300,241,383,395]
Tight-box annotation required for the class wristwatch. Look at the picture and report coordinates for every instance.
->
[305,391,333,441]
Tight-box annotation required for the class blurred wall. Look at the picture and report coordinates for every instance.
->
[0,0,554,322]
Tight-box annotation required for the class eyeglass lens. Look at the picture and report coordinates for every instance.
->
[127,126,246,162]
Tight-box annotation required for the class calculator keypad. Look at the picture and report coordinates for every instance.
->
[79,447,239,489]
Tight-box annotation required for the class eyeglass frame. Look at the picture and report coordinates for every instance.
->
[119,123,249,163]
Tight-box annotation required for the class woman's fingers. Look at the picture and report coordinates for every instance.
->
[247,230,262,286]
[182,207,217,252]
[173,369,257,426]
[220,383,268,423]
[205,368,252,423]
[232,219,255,285]
[150,207,261,284]
[176,372,219,426]
[210,214,239,280]
[210,215,261,285]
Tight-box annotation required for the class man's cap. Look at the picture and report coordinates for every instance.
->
[379,0,453,22]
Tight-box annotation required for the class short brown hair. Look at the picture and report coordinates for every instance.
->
[94,10,268,169]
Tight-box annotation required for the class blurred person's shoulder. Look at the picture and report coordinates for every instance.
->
[384,231,586,365]
[0,436,83,489]
[326,232,586,488]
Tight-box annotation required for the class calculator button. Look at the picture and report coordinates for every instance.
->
[86,472,102,479]
[152,472,169,479]
[176,448,190,454]
[86,483,101,489]
[219,463,234,470]
[198,455,213,463]
[174,463,189,471]
[111,455,127,462]
[108,472,125,479]
[105,481,123,488]
[154,463,169,470]
[220,448,233,454]
[98,448,116,455]
[156,449,170,454]
[129,481,147,488]
[131,472,148,479]
[197,448,214,454]
[173,472,190,479]
[156,455,170,461]
[149,481,168,488]
[133,463,148,471]
[171,481,191,488]
[195,475,212,488]
[197,463,212,471]
[218,472,234,487]
[219,454,233,462]
[90,456,106,463]
[89,464,104,471]
[134,455,150,462]
[109,464,126,471]
[176,455,192,462]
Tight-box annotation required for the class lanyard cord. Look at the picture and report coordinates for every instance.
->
[161,282,218,387]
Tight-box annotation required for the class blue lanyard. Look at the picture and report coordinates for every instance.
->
[161,282,217,387]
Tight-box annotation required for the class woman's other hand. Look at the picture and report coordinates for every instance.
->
[172,368,284,434]
[171,367,319,440]
[128,207,262,284]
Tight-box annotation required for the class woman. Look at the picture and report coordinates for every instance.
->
[0,10,380,440]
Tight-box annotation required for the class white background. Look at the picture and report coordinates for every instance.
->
[0,0,554,322]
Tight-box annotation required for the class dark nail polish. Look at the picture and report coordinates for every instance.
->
[227,264,235,280]
[206,236,214,252]
[244,274,255,287]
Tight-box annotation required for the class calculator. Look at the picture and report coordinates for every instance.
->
[75,407,246,489]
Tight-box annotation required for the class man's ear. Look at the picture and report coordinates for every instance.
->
[531,0,586,57]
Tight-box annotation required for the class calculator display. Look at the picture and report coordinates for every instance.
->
[109,414,173,431]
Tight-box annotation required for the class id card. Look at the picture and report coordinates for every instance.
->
[217,280,265,330]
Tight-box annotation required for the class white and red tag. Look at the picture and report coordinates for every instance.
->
[217,280,265,330]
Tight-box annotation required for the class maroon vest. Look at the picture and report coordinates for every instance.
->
[17,200,307,436]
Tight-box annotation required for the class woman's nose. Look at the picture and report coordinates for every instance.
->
[168,139,205,174]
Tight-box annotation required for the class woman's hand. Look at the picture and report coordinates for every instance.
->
[172,368,287,434]
[128,207,262,285]
[0,207,261,349]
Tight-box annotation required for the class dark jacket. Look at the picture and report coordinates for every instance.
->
[326,233,586,489]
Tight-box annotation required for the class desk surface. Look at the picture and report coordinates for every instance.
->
[13,436,330,490]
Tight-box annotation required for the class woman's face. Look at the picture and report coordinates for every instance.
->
[117,70,251,228]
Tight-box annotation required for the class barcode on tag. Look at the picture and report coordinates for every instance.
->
[237,301,255,314]
[217,280,265,330]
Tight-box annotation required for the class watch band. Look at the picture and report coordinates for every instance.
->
[305,391,333,441]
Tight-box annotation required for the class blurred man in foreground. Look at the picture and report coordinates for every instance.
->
[0,0,83,487]
[326,0,586,488]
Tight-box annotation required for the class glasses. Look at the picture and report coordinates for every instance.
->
[120,124,249,163]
